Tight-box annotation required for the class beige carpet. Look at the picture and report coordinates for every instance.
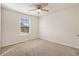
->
[1,39,79,56]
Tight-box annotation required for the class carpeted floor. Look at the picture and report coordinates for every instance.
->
[1,39,79,56]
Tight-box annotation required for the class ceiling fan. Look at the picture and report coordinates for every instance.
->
[29,3,48,14]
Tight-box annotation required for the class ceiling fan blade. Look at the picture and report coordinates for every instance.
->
[41,9,48,12]
[41,3,48,11]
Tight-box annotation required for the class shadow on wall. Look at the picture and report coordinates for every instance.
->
[0,3,1,55]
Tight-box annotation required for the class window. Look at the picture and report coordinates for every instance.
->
[19,17,29,33]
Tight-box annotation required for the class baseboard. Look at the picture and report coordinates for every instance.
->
[1,41,26,48]
[40,38,79,50]
[1,38,39,48]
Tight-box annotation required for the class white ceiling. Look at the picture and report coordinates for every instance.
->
[49,3,79,12]
[2,3,79,17]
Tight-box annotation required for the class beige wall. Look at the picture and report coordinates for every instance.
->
[2,8,39,47]
[0,4,1,54]
[39,7,79,49]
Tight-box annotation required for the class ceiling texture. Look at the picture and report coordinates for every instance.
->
[2,3,79,17]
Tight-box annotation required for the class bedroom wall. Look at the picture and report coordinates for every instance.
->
[39,7,79,49]
[0,4,1,54]
[2,8,39,47]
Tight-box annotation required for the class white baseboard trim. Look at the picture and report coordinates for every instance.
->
[1,38,38,48]
[40,38,79,50]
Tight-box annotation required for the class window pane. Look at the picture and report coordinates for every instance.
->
[20,17,29,33]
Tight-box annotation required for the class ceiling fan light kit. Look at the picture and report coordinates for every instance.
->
[29,3,48,14]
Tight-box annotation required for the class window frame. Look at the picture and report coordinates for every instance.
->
[19,16,30,34]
